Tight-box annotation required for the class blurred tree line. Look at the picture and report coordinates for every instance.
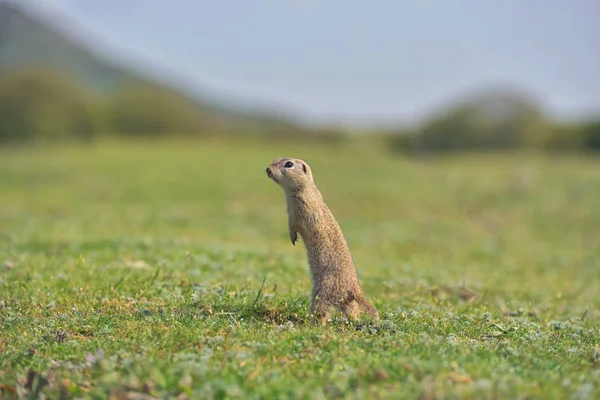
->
[0,68,217,144]
[388,89,600,154]
[0,67,598,153]
[0,67,338,145]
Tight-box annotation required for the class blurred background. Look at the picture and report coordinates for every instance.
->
[1,0,599,152]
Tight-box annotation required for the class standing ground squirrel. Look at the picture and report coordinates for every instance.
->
[266,157,379,325]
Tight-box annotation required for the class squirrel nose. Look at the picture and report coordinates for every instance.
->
[266,167,272,177]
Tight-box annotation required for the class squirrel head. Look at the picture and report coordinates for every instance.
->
[266,158,314,192]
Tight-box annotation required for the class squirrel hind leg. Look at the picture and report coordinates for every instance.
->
[309,298,333,325]
[339,300,360,320]
[354,294,379,320]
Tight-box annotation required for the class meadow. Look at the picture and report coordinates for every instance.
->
[1,138,599,399]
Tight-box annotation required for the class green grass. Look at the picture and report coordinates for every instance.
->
[1,138,599,399]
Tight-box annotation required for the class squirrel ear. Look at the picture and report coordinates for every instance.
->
[302,163,308,174]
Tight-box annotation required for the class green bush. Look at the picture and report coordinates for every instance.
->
[0,68,99,144]
[581,120,600,151]
[407,90,546,153]
[385,89,600,155]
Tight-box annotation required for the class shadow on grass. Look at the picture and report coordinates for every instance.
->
[186,283,311,326]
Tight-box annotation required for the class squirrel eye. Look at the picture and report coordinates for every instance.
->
[284,161,294,168]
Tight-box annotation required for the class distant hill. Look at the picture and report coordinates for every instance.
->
[0,1,146,92]
[0,1,304,133]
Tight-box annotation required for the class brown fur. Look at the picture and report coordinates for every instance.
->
[266,157,379,325]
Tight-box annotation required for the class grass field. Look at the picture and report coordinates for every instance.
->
[1,138,599,399]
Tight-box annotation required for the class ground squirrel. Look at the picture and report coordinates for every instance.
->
[266,157,379,325]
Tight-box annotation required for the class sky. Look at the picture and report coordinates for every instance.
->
[17,0,600,125]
